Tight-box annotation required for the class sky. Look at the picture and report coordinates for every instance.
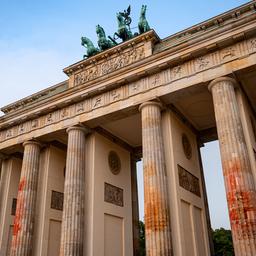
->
[0,0,250,229]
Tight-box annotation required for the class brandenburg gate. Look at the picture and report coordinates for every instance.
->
[0,1,256,256]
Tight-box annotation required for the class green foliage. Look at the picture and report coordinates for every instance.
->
[212,228,234,256]
[138,221,146,256]
[138,222,234,256]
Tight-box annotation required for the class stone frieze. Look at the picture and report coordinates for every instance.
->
[74,45,145,87]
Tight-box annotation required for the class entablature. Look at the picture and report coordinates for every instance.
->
[0,1,256,150]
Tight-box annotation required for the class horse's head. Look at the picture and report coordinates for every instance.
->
[116,12,123,23]
[81,37,88,47]
[96,24,105,37]
[96,25,100,33]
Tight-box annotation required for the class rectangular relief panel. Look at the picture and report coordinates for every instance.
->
[104,183,124,207]
[181,200,195,256]
[104,214,124,256]
[47,220,61,256]
[51,191,64,211]
[178,165,201,197]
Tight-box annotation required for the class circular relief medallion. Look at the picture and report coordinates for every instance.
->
[182,133,192,160]
[108,151,121,175]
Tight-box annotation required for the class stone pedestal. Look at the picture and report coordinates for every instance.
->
[139,102,173,256]
[10,141,42,256]
[209,77,256,256]
[59,126,87,256]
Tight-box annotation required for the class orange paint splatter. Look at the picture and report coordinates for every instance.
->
[12,178,26,249]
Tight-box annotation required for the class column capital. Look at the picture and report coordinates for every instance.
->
[23,140,43,148]
[208,77,238,92]
[139,101,163,112]
[66,125,90,134]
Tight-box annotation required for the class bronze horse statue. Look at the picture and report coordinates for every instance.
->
[81,36,99,58]
[96,25,116,51]
[138,5,150,34]
[113,12,133,42]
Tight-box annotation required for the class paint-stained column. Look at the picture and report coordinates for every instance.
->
[139,101,173,256]
[209,77,256,256]
[59,126,88,256]
[10,141,42,256]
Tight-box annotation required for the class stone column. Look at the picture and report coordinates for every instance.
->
[0,153,6,211]
[139,101,173,256]
[0,153,7,218]
[209,77,256,256]
[130,154,140,255]
[59,126,87,256]
[10,141,42,256]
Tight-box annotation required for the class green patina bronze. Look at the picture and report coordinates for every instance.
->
[138,5,150,34]
[96,25,117,51]
[119,5,132,29]
[113,12,134,42]
[81,5,151,58]
[81,36,99,58]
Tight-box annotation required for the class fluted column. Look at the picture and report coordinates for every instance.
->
[209,77,256,256]
[0,153,7,217]
[10,140,42,256]
[59,126,87,256]
[139,101,173,256]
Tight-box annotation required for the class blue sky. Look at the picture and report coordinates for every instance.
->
[0,0,250,229]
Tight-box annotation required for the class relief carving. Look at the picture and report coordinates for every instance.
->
[74,46,145,86]
[196,56,209,70]
[31,119,39,128]
[150,74,161,87]
[76,102,84,113]
[51,190,64,211]
[251,39,256,50]
[222,47,236,59]
[6,129,12,138]
[108,151,121,175]
[129,80,142,95]
[182,133,192,159]
[46,113,53,123]
[61,108,69,118]
[110,89,121,102]
[18,124,25,134]
[104,182,123,207]
[92,96,103,109]
[11,198,17,215]
[178,165,201,197]
[171,65,183,79]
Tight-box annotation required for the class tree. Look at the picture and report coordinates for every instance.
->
[138,221,146,256]
[212,228,234,256]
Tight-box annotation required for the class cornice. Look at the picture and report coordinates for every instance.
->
[1,80,68,114]
[155,1,256,52]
